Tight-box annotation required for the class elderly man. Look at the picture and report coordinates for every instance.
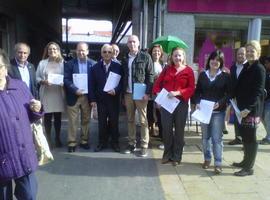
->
[64,42,96,152]
[111,44,120,63]
[228,47,247,145]
[9,42,38,98]
[89,44,122,152]
[122,35,154,157]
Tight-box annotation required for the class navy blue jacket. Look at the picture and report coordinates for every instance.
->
[88,60,122,103]
[64,58,96,106]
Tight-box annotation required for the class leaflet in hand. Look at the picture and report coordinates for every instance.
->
[73,73,88,94]
[133,83,146,100]
[103,71,121,92]
[230,99,242,124]
[191,99,215,124]
[47,74,63,85]
[154,88,180,114]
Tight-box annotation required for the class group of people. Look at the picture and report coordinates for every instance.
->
[0,35,268,199]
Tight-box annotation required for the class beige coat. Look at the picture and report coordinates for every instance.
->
[36,59,66,113]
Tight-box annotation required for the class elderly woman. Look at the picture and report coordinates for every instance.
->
[233,41,265,176]
[0,49,43,199]
[194,50,231,174]
[36,42,65,147]
[153,47,195,166]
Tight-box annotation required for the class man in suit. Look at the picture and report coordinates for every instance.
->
[89,44,122,152]
[228,47,247,145]
[64,42,96,152]
[9,42,38,98]
[122,35,154,157]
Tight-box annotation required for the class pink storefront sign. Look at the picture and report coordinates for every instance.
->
[168,0,270,15]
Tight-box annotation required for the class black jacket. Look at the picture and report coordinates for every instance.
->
[8,58,38,99]
[235,60,266,117]
[194,71,231,112]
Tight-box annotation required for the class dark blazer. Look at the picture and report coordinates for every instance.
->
[88,60,122,103]
[235,60,266,117]
[8,58,38,99]
[64,58,96,106]
[230,62,248,98]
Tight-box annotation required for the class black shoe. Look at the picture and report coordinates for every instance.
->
[94,144,107,152]
[79,143,90,150]
[223,130,229,135]
[55,139,63,148]
[260,138,270,145]
[123,145,136,154]
[111,144,120,152]
[228,139,242,145]
[232,161,245,168]
[234,168,254,176]
[68,146,76,153]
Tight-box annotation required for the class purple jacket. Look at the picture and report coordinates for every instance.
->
[0,77,43,183]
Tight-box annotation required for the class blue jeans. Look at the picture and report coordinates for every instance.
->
[201,112,225,167]
[262,100,270,140]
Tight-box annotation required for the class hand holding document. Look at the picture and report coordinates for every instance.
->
[103,71,121,92]
[47,74,64,85]
[230,99,242,124]
[191,99,215,124]
[154,88,180,114]
[73,73,88,94]
[133,83,146,100]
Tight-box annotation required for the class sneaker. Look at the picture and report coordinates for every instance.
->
[260,138,270,145]
[138,148,148,157]
[202,160,211,169]
[123,145,136,154]
[214,166,222,174]
[158,144,164,150]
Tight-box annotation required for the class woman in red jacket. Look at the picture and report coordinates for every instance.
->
[153,47,195,166]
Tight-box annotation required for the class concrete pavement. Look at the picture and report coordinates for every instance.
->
[36,117,270,200]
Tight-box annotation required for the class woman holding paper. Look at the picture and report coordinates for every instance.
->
[233,41,265,176]
[194,50,231,174]
[153,47,195,166]
[36,42,65,147]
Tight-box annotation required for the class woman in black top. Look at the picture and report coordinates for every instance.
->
[233,40,266,176]
[194,50,231,174]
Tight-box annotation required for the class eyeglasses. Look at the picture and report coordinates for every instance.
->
[102,51,112,54]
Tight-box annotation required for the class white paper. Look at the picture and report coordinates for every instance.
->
[191,99,215,124]
[73,73,88,94]
[103,71,121,92]
[47,74,63,85]
[230,99,242,124]
[154,88,180,114]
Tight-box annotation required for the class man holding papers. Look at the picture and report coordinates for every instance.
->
[122,35,154,157]
[36,42,65,147]
[153,47,195,166]
[193,50,231,174]
[88,44,122,152]
[64,42,96,152]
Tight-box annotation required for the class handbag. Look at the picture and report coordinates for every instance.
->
[31,120,54,166]
[241,116,260,128]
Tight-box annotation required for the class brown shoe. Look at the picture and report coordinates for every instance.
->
[214,166,222,174]
[202,160,210,169]
[161,159,171,164]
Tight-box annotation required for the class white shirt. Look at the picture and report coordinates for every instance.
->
[153,62,163,76]
[78,59,88,74]
[235,60,247,78]
[127,54,136,93]
[103,61,111,73]
[18,64,30,88]
[205,69,222,82]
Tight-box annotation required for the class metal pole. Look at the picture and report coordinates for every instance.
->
[153,0,157,41]
[143,0,148,49]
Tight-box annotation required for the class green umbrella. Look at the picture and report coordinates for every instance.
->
[152,35,188,54]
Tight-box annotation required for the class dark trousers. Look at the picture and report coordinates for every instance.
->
[234,113,241,140]
[0,173,37,200]
[160,101,188,162]
[44,112,62,141]
[97,98,120,145]
[147,100,163,139]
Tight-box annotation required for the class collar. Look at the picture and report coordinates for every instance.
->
[15,58,28,68]
[205,69,222,80]
[103,61,111,67]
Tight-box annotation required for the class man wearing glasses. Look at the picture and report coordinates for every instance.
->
[88,44,122,152]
